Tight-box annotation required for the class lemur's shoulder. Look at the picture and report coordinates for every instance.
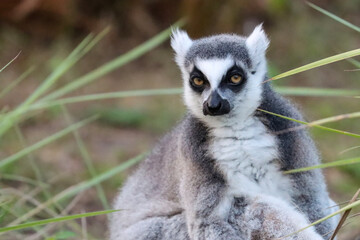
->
[257,83,320,170]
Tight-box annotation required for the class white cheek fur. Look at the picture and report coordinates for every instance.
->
[183,84,204,119]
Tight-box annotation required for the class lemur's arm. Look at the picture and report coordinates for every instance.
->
[290,182,338,237]
[280,127,338,236]
[259,84,339,236]
[179,165,240,240]
[179,116,243,240]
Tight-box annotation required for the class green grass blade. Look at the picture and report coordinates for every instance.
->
[20,28,109,106]
[81,27,111,54]
[63,33,95,62]
[0,66,35,99]
[280,199,360,239]
[0,196,13,206]
[0,174,49,187]
[347,58,360,68]
[257,108,360,138]
[62,106,110,209]
[0,30,107,138]
[307,2,360,33]
[27,86,360,112]
[19,34,94,107]
[8,153,145,225]
[24,87,359,114]
[54,153,146,203]
[0,52,21,74]
[14,124,57,211]
[306,111,360,126]
[268,48,360,81]
[271,111,360,135]
[275,86,360,97]
[0,204,50,238]
[284,157,360,174]
[39,19,186,102]
[31,88,183,110]
[0,116,97,169]
[0,209,118,233]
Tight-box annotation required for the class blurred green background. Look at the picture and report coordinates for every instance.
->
[0,0,359,239]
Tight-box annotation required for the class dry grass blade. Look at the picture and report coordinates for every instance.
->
[1,188,55,217]
[13,174,64,210]
[0,194,13,206]
[257,108,360,139]
[0,52,21,74]
[0,29,108,138]
[275,111,360,135]
[6,153,145,226]
[327,198,360,209]
[26,192,85,240]
[283,157,360,174]
[339,145,360,155]
[329,188,360,240]
[1,176,92,239]
[39,19,185,103]
[14,124,56,211]
[0,116,97,169]
[31,88,183,110]
[278,199,360,239]
[307,2,360,33]
[0,209,119,233]
[348,212,360,219]
[81,210,88,240]
[275,86,360,97]
[0,174,48,187]
[0,66,35,99]
[62,106,110,209]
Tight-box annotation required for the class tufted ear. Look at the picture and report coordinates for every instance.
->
[171,28,193,68]
[246,24,269,67]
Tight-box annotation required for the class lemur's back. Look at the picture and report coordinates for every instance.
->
[110,122,184,227]
[109,26,339,240]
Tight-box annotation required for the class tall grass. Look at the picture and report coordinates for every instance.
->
[0,2,359,239]
[0,21,181,239]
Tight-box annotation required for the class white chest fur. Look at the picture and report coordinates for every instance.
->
[209,117,293,203]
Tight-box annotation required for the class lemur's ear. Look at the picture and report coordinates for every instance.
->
[246,24,269,66]
[171,28,193,68]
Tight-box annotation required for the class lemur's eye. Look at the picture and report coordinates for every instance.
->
[192,77,204,86]
[230,74,242,84]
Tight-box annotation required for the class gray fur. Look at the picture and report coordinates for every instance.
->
[185,34,251,69]
[258,83,339,236]
[109,26,339,240]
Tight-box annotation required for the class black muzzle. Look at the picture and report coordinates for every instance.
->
[203,91,230,116]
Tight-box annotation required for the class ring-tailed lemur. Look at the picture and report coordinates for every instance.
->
[109,25,339,240]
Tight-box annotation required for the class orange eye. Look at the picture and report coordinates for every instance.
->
[193,77,204,86]
[230,75,242,84]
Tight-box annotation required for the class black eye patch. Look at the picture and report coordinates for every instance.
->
[219,65,247,92]
[189,66,208,93]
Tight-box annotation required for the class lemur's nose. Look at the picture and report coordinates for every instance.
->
[203,91,230,116]
[207,99,222,112]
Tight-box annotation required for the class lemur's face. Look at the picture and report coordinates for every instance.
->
[171,25,269,126]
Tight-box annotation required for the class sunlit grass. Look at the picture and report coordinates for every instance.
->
[0,209,119,233]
